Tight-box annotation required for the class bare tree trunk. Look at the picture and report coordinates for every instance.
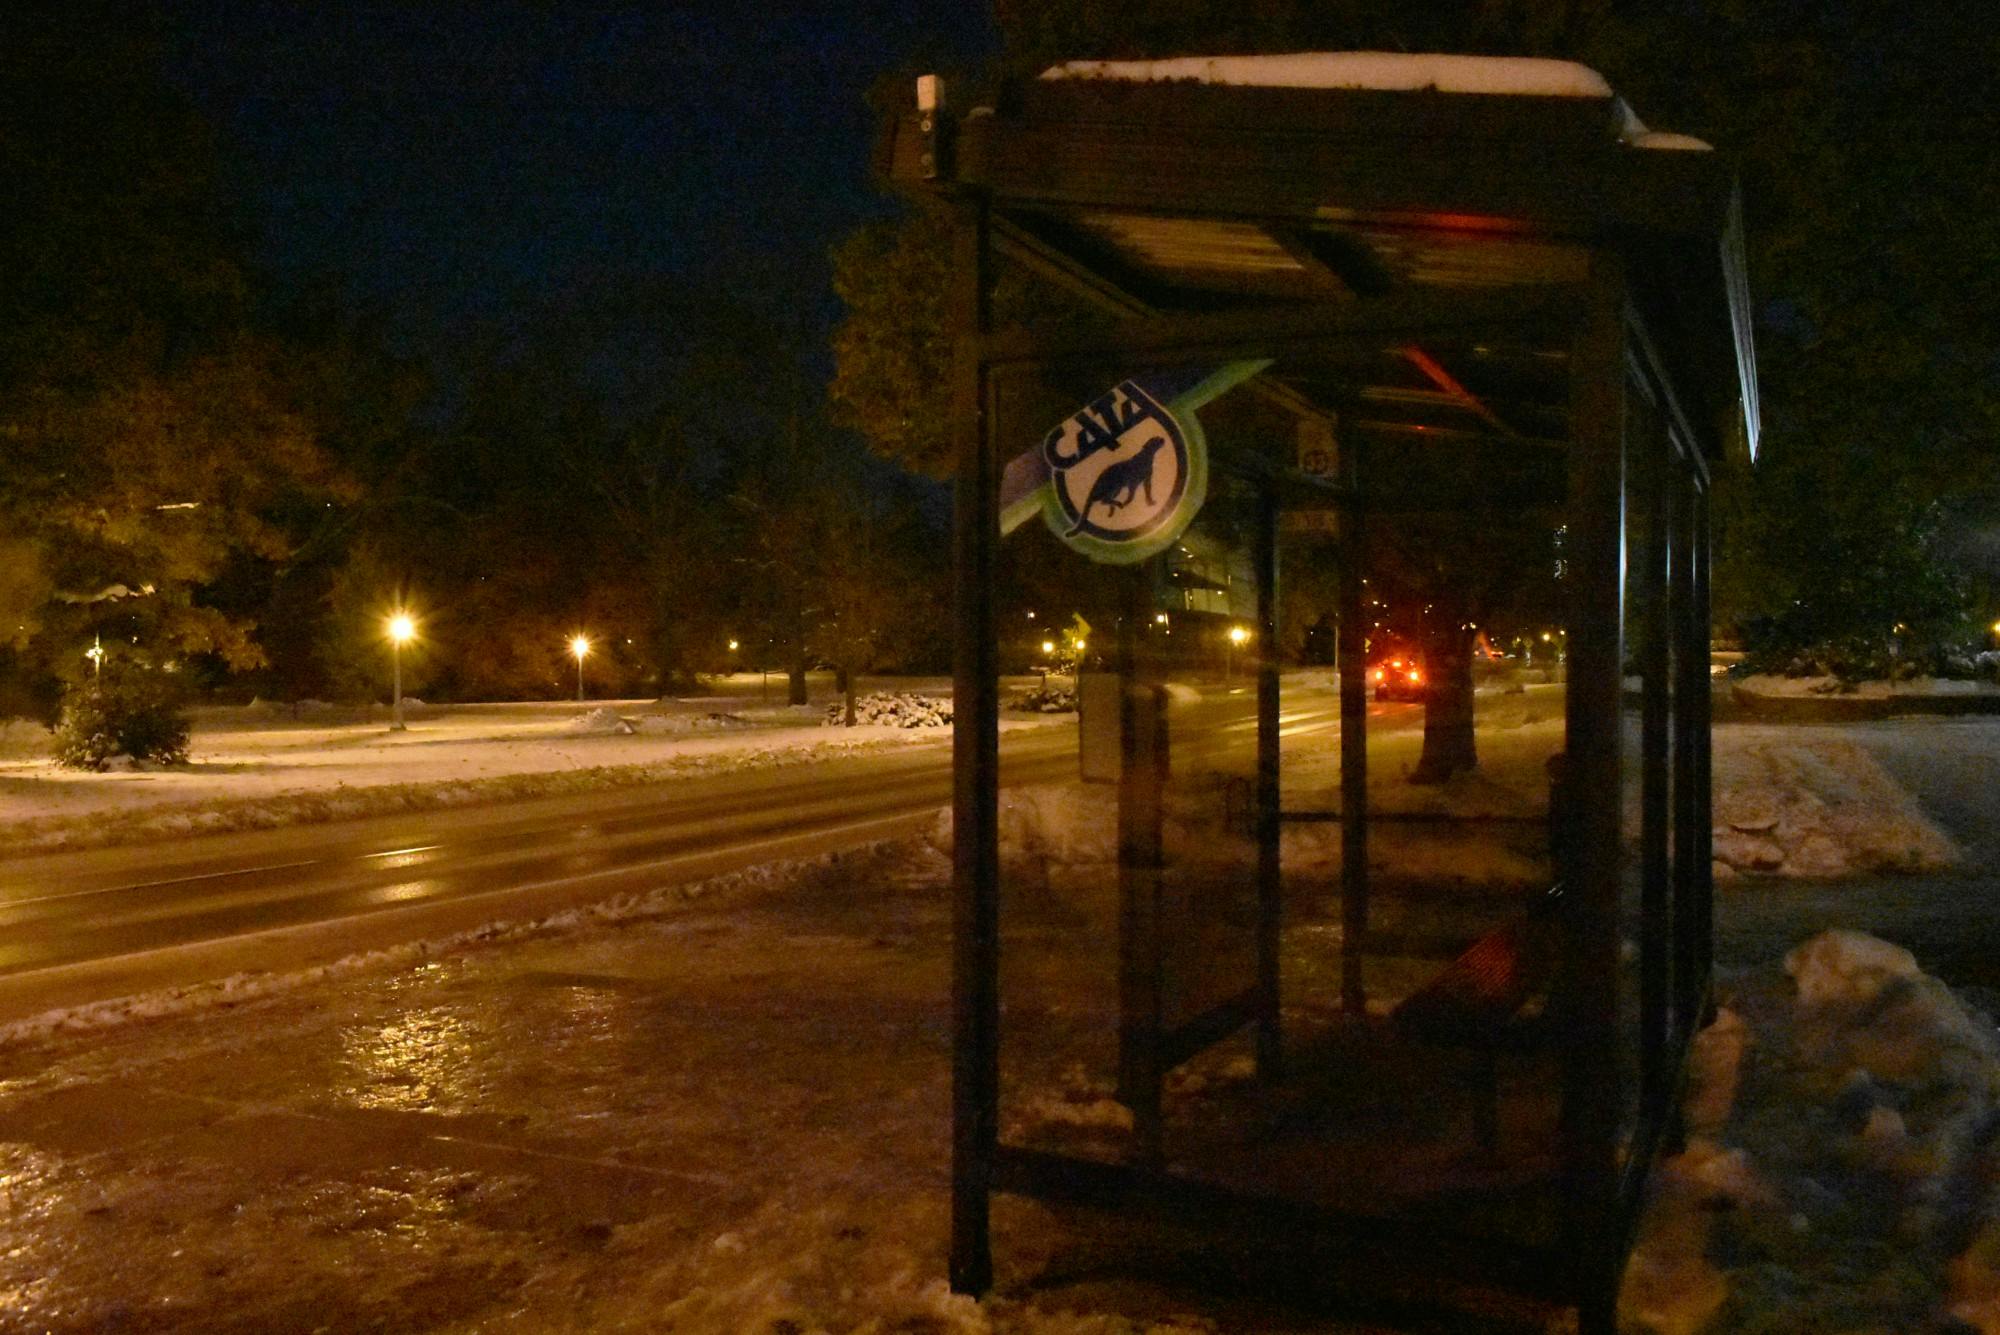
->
[1411,625,1478,784]
[783,603,809,707]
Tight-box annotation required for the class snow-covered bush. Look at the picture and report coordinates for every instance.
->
[822,693,952,727]
[1007,686,1077,714]
[565,707,637,735]
[52,674,191,770]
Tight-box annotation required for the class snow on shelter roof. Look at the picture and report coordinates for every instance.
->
[1041,52,1617,98]
[1040,51,1712,150]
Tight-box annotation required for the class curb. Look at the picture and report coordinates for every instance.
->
[1728,684,2000,723]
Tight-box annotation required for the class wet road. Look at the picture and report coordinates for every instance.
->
[0,688,1389,992]
[0,736,1060,980]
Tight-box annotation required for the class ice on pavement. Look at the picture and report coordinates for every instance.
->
[3,823,1996,1329]
[0,677,1981,1329]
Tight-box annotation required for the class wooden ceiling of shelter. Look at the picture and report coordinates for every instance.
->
[997,202,1582,494]
[890,74,1755,467]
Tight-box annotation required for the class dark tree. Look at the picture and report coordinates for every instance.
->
[1591,2,2000,669]
[0,17,344,715]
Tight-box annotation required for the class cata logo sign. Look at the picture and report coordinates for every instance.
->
[996,361,1269,566]
[1040,380,1197,561]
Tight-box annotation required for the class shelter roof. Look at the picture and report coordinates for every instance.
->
[889,52,1758,463]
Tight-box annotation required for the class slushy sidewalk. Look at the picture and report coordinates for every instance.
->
[2,714,1997,1332]
[0,846,1019,1335]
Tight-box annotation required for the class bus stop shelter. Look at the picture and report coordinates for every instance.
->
[888,53,1758,1333]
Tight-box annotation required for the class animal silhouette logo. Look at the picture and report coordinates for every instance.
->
[1041,380,1191,552]
[1065,435,1169,536]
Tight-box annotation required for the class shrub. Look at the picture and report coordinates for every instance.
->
[1006,686,1078,714]
[52,674,191,770]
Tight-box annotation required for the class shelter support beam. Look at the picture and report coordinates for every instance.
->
[978,283,1580,369]
[1255,486,1283,1073]
[1636,399,1672,1114]
[949,195,998,1297]
[1559,258,1628,1334]
[1338,441,1369,1016]
[1692,483,1715,1004]
[1671,448,1704,1029]
[1116,566,1168,1162]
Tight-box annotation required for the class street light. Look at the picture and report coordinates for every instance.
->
[386,612,416,730]
[570,634,591,701]
[1226,623,1250,684]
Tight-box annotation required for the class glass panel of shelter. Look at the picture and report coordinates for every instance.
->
[988,360,1268,1170]
[1618,360,1702,1156]
[984,345,1595,1241]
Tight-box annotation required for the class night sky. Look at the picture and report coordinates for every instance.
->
[158,3,996,340]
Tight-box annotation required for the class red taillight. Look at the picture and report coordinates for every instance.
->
[1371,668,1384,682]
[1408,670,1423,685]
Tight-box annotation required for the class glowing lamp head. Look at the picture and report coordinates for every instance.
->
[1228,626,1250,646]
[1041,640,1056,656]
[570,635,591,662]
[387,614,416,645]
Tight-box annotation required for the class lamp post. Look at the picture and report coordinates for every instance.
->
[386,613,415,730]
[570,634,591,701]
[1226,623,1250,684]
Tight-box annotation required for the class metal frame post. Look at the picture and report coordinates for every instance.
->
[1338,442,1369,1016]
[1560,257,1628,1334]
[1254,485,1283,1073]
[1670,446,1703,1026]
[949,195,999,1296]
[1691,481,1715,1004]
[1636,394,1672,1113]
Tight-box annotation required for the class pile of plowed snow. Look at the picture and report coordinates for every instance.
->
[823,694,953,728]
[1624,930,2000,1334]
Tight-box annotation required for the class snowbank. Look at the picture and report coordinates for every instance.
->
[0,689,1074,856]
[823,693,953,728]
[1736,674,2000,700]
[1623,930,2000,1333]
[1712,732,1958,877]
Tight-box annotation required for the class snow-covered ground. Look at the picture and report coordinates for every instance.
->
[1628,930,2000,1335]
[1711,725,1958,878]
[0,676,1003,856]
[0,678,1988,1331]
[1734,673,2000,700]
